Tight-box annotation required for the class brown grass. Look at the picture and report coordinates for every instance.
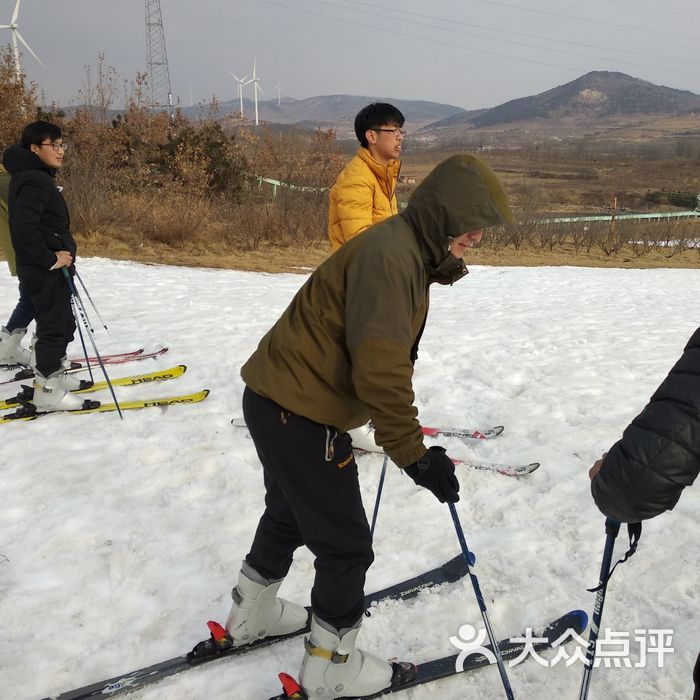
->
[55,232,700,274]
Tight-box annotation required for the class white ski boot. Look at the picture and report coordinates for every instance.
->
[299,614,399,698]
[225,562,308,645]
[0,326,31,366]
[347,421,383,453]
[32,370,87,411]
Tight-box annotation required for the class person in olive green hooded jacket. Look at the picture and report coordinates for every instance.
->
[225,154,514,698]
[0,163,35,366]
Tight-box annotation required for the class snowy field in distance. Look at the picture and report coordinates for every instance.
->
[0,258,698,699]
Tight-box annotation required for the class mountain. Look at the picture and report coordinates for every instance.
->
[423,72,700,131]
[182,94,466,131]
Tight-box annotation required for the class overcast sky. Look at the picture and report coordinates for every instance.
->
[5,0,700,111]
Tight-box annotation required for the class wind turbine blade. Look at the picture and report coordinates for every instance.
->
[11,0,21,26]
[0,25,11,30]
[15,29,43,66]
[231,72,239,80]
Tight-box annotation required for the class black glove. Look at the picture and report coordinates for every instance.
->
[404,446,460,503]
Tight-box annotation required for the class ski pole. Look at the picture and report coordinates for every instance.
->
[75,270,109,333]
[369,454,389,538]
[448,502,515,700]
[579,517,621,700]
[69,294,95,384]
[63,269,123,419]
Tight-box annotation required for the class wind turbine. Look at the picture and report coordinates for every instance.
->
[230,71,249,116]
[274,81,281,106]
[0,0,43,83]
[247,59,263,126]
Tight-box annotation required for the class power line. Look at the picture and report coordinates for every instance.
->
[257,0,593,76]
[608,0,700,20]
[259,0,700,82]
[326,0,700,69]
[466,0,700,42]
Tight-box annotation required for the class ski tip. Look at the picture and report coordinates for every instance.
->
[568,609,590,633]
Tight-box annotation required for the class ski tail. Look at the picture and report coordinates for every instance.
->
[41,555,470,699]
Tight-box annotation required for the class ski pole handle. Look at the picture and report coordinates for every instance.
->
[579,517,621,700]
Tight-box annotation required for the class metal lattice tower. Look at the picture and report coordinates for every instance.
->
[145,0,173,114]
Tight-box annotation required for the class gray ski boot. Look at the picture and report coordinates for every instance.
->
[299,614,415,698]
[225,562,309,645]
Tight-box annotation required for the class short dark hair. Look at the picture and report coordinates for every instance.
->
[354,103,405,148]
[20,121,62,149]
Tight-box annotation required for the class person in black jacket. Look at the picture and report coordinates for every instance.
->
[1,121,89,411]
[589,326,700,699]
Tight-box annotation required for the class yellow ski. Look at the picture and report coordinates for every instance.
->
[1,389,210,424]
[0,365,187,410]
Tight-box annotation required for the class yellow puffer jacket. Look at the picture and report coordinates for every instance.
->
[327,147,400,251]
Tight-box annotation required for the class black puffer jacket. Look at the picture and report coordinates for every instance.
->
[591,327,700,522]
[1,144,76,273]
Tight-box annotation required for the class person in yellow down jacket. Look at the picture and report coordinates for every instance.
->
[223,154,514,699]
[327,102,404,251]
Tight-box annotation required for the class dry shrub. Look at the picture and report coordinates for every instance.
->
[0,47,36,149]
[122,186,211,248]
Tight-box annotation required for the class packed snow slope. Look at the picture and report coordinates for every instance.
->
[1,259,698,700]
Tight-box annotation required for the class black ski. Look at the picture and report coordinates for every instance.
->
[269,609,589,699]
[41,555,469,700]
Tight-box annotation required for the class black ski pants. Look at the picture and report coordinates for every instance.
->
[19,268,75,377]
[243,386,374,631]
[6,278,35,331]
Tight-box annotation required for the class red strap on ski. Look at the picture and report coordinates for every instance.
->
[278,672,304,698]
[206,620,229,642]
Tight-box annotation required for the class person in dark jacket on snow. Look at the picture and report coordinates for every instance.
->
[589,326,700,699]
[0,163,35,366]
[1,121,89,411]
[223,154,514,699]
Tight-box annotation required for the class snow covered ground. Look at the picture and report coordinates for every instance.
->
[1,258,698,700]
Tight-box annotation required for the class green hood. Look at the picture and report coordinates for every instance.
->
[401,154,514,282]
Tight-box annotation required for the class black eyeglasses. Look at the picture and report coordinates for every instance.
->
[372,127,406,137]
[38,142,68,152]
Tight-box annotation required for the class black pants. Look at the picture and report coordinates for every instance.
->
[243,386,374,631]
[6,278,35,330]
[20,269,75,377]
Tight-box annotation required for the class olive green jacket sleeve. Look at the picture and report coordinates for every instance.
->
[344,241,426,467]
[0,167,16,276]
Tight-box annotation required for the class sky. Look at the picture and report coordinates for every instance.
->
[1,258,699,699]
[3,0,700,111]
